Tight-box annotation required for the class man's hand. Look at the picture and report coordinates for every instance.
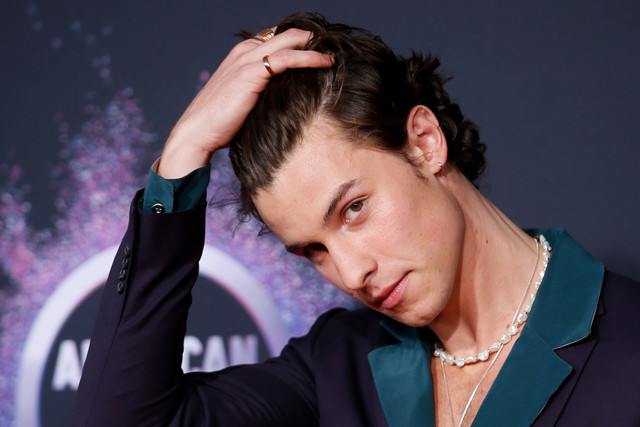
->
[157,28,334,179]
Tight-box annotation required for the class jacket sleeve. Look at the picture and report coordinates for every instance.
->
[73,191,322,426]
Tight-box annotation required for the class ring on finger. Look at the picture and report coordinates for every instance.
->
[262,55,274,75]
[255,28,275,42]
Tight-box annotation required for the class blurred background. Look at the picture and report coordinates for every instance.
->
[1,1,638,425]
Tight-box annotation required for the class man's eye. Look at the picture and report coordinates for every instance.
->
[303,243,326,262]
[350,201,363,212]
[344,199,365,223]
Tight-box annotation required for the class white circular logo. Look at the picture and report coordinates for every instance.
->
[16,245,289,426]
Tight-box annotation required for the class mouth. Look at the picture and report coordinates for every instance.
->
[374,274,409,309]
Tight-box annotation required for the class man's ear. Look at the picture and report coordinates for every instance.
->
[406,105,448,174]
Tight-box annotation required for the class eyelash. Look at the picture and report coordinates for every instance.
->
[300,243,326,262]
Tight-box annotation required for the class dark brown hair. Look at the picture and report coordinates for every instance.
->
[229,12,486,220]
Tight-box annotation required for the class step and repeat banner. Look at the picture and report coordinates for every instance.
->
[1,1,639,426]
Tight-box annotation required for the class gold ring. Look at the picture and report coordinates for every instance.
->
[255,28,275,42]
[262,55,274,75]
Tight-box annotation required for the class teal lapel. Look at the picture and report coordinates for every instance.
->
[471,327,572,426]
[368,318,434,427]
[473,228,604,426]
[367,228,604,426]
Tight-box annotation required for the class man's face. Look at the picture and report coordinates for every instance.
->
[254,120,466,327]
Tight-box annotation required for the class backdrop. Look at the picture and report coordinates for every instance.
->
[1,1,639,426]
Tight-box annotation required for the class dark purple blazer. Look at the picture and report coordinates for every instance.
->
[73,193,640,426]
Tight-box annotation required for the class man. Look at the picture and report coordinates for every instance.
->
[75,13,640,426]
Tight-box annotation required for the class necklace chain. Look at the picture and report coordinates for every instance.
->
[437,235,552,427]
[433,235,552,368]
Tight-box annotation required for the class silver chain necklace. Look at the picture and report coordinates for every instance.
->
[436,235,552,427]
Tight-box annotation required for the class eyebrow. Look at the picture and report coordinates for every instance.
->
[323,179,359,225]
[284,178,359,253]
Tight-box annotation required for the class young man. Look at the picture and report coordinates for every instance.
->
[75,13,640,426]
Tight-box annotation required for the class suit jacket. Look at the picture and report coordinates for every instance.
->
[74,192,640,426]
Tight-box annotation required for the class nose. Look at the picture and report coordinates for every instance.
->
[328,237,377,292]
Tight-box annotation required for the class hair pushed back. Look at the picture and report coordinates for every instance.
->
[229,12,486,220]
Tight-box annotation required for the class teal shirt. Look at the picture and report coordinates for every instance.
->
[142,164,211,213]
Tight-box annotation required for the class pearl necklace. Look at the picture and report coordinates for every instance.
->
[436,235,552,427]
[433,234,552,368]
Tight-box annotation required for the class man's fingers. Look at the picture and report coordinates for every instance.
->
[235,28,313,55]
[259,49,334,76]
[259,28,314,51]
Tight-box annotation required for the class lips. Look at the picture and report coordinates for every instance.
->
[374,274,409,309]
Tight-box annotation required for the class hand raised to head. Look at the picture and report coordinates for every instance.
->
[158,27,334,179]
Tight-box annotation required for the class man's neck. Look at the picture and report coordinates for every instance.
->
[428,175,540,356]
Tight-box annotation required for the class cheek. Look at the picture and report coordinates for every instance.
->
[392,184,465,268]
[427,195,466,277]
[373,193,416,235]
[374,190,439,252]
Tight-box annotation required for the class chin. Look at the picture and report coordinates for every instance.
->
[400,317,433,328]
[385,310,435,328]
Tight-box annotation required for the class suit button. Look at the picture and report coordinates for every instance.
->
[121,258,129,269]
[118,269,127,280]
[123,244,131,257]
[151,203,165,214]
[116,281,125,294]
